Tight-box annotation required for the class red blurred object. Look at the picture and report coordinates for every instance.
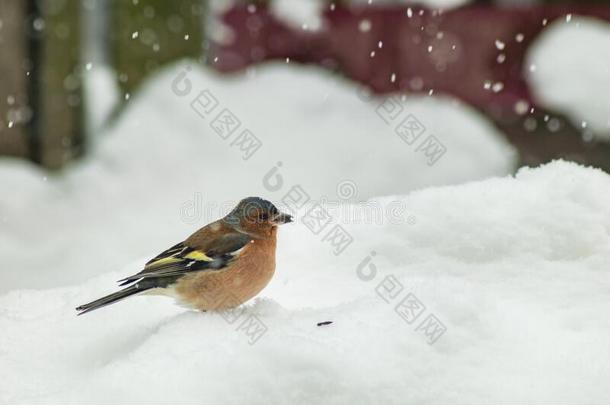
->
[211,4,610,121]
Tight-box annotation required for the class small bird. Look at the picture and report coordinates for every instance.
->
[76,197,292,315]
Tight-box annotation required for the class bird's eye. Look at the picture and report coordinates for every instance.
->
[259,213,268,221]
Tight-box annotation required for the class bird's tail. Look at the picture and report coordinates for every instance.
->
[76,284,151,315]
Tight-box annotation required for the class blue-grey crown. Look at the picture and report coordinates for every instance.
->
[225,197,279,224]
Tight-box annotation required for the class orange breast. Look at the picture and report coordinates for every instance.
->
[173,231,277,311]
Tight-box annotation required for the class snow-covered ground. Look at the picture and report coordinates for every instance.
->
[2,8,608,402]
[527,16,610,138]
[0,62,515,292]
[2,160,610,404]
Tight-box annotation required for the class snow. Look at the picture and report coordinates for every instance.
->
[269,0,471,32]
[0,59,607,402]
[209,0,471,48]
[527,16,610,138]
[2,160,610,404]
[0,61,515,292]
[270,0,325,31]
[2,6,607,403]
[350,0,470,9]
[83,64,120,136]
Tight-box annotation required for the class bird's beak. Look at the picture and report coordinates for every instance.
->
[272,212,293,225]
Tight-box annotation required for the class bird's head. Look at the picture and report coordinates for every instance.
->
[224,197,293,237]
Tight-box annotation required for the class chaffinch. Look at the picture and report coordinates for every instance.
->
[76,197,293,315]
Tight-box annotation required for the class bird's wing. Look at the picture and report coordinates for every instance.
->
[117,232,251,287]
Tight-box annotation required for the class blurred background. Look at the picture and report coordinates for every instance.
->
[1,0,609,290]
[1,0,609,169]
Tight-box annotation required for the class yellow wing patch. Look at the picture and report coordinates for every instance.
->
[145,256,181,269]
[145,249,212,269]
[184,250,213,261]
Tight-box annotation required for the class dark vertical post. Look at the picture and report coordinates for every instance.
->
[35,0,83,169]
[0,0,30,159]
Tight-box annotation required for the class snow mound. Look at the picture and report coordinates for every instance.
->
[83,64,120,135]
[527,16,610,138]
[0,62,515,292]
[269,0,471,31]
[350,0,471,9]
[270,0,326,31]
[2,161,610,404]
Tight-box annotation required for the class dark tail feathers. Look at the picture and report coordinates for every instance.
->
[76,285,151,315]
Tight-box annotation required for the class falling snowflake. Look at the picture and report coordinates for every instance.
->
[514,100,529,115]
[33,18,45,31]
[359,19,372,32]
[492,82,504,93]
